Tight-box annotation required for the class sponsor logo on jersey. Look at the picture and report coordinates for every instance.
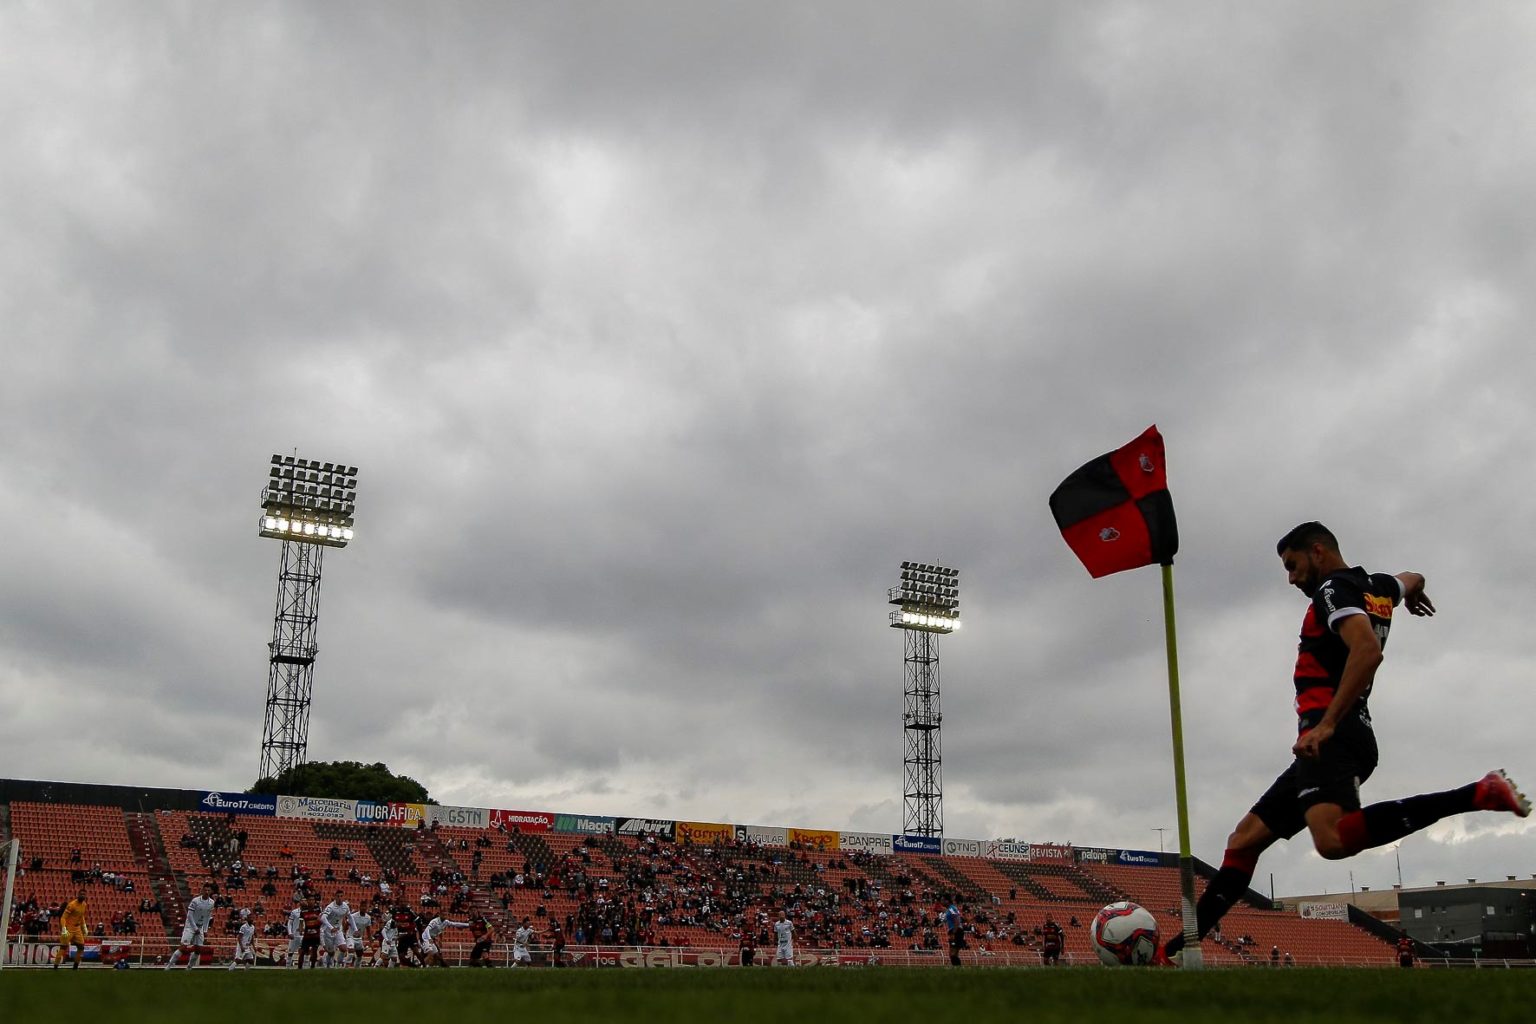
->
[1365,594,1394,619]
[1099,527,1120,542]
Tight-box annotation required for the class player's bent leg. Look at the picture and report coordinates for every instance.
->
[1325,771,1529,858]
[1164,811,1280,959]
[1305,802,1352,860]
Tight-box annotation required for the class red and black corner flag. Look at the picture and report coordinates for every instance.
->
[1049,425,1178,578]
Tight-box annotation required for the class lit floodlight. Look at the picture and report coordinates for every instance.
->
[889,560,960,634]
[258,453,359,548]
[891,558,961,838]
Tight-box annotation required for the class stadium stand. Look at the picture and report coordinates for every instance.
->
[2,785,1403,967]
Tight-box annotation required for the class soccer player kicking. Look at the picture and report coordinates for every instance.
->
[166,881,218,969]
[1162,523,1530,963]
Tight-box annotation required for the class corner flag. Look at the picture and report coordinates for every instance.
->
[1048,424,1203,968]
[1049,425,1177,578]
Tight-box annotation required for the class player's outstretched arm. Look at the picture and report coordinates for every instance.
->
[1396,572,1434,616]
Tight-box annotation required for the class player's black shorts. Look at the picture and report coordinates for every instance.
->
[1251,710,1378,839]
[470,939,492,961]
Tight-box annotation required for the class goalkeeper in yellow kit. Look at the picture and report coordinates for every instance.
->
[55,889,89,969]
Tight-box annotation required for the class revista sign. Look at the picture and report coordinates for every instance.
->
[892,834,941,854]
[199,791,276,816]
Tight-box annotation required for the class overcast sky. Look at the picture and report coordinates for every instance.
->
[4,1,1535,901]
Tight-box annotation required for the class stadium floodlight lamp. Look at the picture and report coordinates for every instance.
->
[889,560,961,634]
[258,453,359,548]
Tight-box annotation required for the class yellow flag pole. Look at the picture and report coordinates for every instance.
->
[1162,562,1203,969]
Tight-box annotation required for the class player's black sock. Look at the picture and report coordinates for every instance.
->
[1164,849,1258,955]
[1338,784,1476,853]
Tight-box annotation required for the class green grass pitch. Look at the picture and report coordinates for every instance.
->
[2,967,1529,1023]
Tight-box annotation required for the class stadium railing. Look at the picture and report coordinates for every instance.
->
[9,934,1484,970]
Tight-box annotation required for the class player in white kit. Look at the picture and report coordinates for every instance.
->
[285,902,304,968]
[511,919,534,967]
[376,917,400,968]
[419,912,469,967]
[320,891,351,968]
[344,907,373,968]
[773,910,795,966]
[229,910,257,970]
[166,881,218,969]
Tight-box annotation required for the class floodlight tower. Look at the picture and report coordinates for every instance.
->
[889,561,960,837]
[256,454,359,781]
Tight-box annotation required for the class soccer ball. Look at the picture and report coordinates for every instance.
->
[1089,901,1159,966]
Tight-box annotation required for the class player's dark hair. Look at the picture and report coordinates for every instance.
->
[1276,521,1338,556]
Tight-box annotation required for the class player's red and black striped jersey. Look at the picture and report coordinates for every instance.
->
[469,919,489,940]
[301,908,321,937]
[1292,567,1402,726]
[393,908,418,935]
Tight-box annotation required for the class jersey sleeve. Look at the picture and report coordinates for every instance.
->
[1371,572,1405,605]
[1313,574,1367,632]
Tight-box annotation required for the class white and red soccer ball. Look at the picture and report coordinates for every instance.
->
[1089,901,1159,966]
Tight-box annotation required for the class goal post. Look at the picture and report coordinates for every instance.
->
[0,838,19,971]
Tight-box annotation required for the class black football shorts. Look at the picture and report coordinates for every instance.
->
[1251,711,1379,839]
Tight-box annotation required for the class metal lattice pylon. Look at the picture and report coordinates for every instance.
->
[258,540,323,780]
